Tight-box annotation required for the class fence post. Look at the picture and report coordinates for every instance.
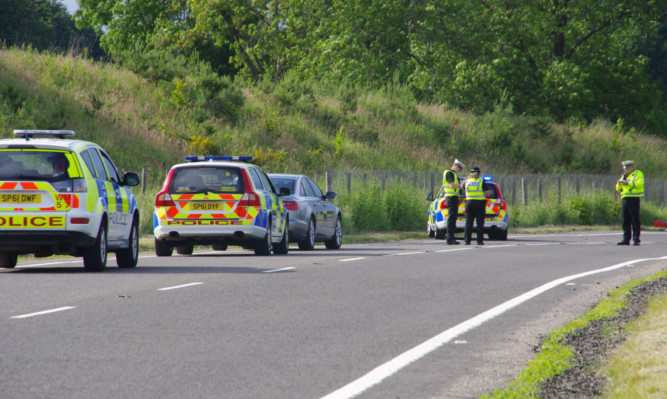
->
[326,171,332,193]
[575,175,580,194]
[346,172,351,193]
[662,182,665,205]
[430,173,435,195]
[381,173,386,190]
[537,178,542,203]
[142,168,146,194]
[558,176,562,204]
[521,177,527,206]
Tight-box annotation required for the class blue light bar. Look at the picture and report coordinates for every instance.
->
[483,176,492,181]
[185,156,254,162]
[14,130,75,138]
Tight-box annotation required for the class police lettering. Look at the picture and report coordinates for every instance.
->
[0,216,64,227]
[166,220,242,225]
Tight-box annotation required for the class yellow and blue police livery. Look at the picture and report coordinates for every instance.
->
[427,176,508,240]
[153,156,290,256]
[0,130,141,271]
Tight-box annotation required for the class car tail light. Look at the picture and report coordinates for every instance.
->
[155,191,175,207]
[440,201,448,210]
[52,178,87,193]
[283,200,298,211]
[500,201,506,210]
[70,218,89,224]
[240,192,261,207]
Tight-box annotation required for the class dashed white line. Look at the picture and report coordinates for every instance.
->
[339,257,367,262]
[158,282,203,291]
[263,267,296,273]
[12,306,76,319]
[383,251,423,257]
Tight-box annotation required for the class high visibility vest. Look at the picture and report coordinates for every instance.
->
[443,170,460,197]
[465,177,486,200]
[616,169,644,198]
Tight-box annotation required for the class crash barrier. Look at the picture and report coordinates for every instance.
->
[320,170,667,206]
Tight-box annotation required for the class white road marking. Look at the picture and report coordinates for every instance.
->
[12,306,76,319]
[321,255,667,399]
[434,248,472,253]
[158,282,203,291]
[263,267,296,273]
[383,252,423,257]
[339,257,366,262]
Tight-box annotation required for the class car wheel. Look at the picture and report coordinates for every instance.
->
[324,216,342,249]
[0,253,18,268]
[273,220,289,255]
[498,228,508,241]
[298,216,316,250]
[116,218,139,268]
[84,223,107,272]
[212,243,228,251]
[155,238,173,257]
[427,223,435,238]
[255,219,272,256]
[176,245,194,255]
[434,226,446,240]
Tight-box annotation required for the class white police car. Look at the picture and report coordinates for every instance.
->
[153,156,290,256]
[0,130,141,271]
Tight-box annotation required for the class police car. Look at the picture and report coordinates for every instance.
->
[0,130,141,271]
[153,156,290,256]
[426,176,508,240]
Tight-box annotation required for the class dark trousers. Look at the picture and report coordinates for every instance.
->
[446,196,459,242]
[464,200,486,243]
[621,197,641,243]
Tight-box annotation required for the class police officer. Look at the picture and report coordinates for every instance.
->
[463,167,492,245]
[616,160,644,245]
[443,159,464,245]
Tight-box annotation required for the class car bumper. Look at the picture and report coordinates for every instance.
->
[153,222,268,242]
[0,230,97,254]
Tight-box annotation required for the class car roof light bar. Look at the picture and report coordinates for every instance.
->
[185,156,254,162]
[14,130,76,140]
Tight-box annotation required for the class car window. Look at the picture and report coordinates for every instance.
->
[87,148,107,180]
[100,150,121,183]
[488,184,499,200]
[257,170,278,194]
[0,150,73,181]
[301,180,315,197]
[305,178,324,198]
[248,168,266,191]
[269,177,296,194]
[169,167,244,194]
[80,149,97,178]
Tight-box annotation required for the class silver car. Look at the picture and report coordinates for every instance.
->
[268,174,342,250]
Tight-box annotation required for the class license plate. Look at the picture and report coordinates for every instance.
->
[0,193,41,203]
[190,202,223,211]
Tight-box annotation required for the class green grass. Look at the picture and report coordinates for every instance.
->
[482,269,667,399]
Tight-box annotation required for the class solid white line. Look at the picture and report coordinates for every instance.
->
[263,267,296,273]
[11,306,76,319]
[339,257,366,262]
[158,282,203,291]
[320,255,667,399]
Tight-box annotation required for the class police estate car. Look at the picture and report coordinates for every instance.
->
[153,156,290,256]
[0,130,141,271]
[426,176,508,240]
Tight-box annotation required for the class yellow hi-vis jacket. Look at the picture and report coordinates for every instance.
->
[616,169,644,198]
[465,177,486,200]
[443,170,460,197]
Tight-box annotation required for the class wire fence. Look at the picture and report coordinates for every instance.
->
[318,170,667,206]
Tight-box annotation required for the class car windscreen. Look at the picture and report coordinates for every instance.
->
[169,166,244,194]
[0,149,74,181]
[268,177,296,194]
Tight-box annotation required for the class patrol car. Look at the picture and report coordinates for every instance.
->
[0,130,141,271]
[426,177,508,240]
[153,156,290,256]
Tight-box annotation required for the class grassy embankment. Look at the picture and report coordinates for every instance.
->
[2,47,666,399]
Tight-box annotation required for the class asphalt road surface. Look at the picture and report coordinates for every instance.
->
[2,231,666,399]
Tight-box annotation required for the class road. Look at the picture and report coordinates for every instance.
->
[1,231,666,399]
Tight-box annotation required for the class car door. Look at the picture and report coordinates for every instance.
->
[304,177,334,235]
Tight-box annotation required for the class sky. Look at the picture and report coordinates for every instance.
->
[60,0,78,15]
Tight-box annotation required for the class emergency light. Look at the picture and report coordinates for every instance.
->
[185,156,254,162]
[14,130,76,139]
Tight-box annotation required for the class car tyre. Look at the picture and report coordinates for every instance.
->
[324,216,342,249]
[0,253,18,268]
[155,238,173,257]
[498,228,508,241]
[116,218,139,268]
[298,216,316,250]
[434,226,446,240]
[427,223,435,238]
[84,223,107,272]
[176,245,194,255]
[273,220,289,255]
[255,219,272,256]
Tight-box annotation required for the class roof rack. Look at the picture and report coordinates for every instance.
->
[185,156,254,163]
[14,130,76,140]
